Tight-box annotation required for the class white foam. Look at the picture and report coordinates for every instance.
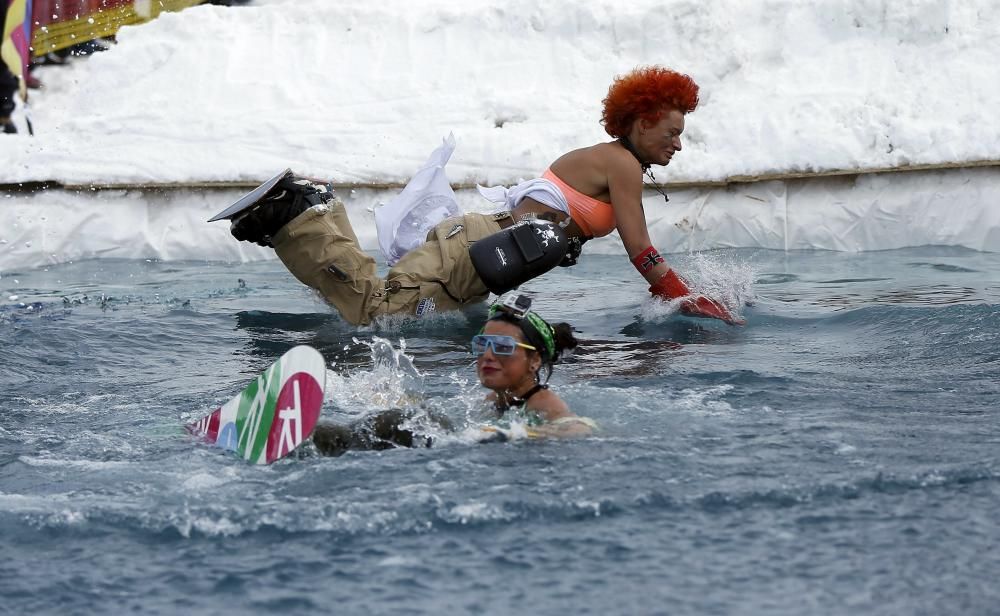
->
[442,501,512,525]
[671,385,738,416]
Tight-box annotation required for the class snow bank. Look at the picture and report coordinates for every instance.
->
[3,0,998,269]
[3,0,998,185]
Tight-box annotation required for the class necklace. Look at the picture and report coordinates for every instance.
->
[618,137,670,203]
[497,383,548,413]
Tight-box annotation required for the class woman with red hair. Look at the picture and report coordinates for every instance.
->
[480,65,739,323]
[224,66,739,326]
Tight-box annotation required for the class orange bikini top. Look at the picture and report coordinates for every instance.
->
[542,168,617,238]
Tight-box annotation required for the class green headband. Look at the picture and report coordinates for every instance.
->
[487,302,556,362]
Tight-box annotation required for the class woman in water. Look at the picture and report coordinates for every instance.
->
[311,295,594,456]
[227,65,739,326]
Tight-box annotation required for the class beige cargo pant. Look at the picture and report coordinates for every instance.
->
[272,199,505,325]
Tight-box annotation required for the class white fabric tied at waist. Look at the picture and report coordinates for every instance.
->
[476,178,571,221]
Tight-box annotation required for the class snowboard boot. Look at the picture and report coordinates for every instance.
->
[230,174,336,247]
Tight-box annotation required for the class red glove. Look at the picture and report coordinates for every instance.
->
[649,269,745,325]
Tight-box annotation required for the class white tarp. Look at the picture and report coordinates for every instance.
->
[2,166,998,272]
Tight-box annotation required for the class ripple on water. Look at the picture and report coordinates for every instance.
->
[2,251,999,614]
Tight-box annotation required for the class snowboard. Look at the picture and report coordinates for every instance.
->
[186,345,326,464]
[207,168,292,222]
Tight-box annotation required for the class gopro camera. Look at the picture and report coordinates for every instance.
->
[498,293,532,319]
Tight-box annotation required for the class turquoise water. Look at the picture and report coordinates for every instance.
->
[2,247,999,615]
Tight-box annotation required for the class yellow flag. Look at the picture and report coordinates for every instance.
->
[1,0,31,100]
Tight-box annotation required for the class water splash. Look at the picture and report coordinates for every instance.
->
[641,252,757,322]
[321,337,516,446]
[326,336,425,415]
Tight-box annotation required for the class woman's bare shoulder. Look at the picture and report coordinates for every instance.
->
[528,388,572,419]
[549,142,635,197]
[553,141,622,166]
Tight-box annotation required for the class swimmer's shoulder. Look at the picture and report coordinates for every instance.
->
[528,390,598,434]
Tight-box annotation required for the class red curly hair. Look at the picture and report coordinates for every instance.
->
[601,66,700,138]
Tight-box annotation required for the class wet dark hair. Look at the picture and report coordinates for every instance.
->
[549,322,579,363]
[488,314,578,382]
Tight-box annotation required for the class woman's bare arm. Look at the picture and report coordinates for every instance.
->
[605,149,675,285]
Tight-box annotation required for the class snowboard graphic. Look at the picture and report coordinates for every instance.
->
[187,345,326,464]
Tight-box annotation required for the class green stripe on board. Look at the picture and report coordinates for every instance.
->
[235,362,282,461]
